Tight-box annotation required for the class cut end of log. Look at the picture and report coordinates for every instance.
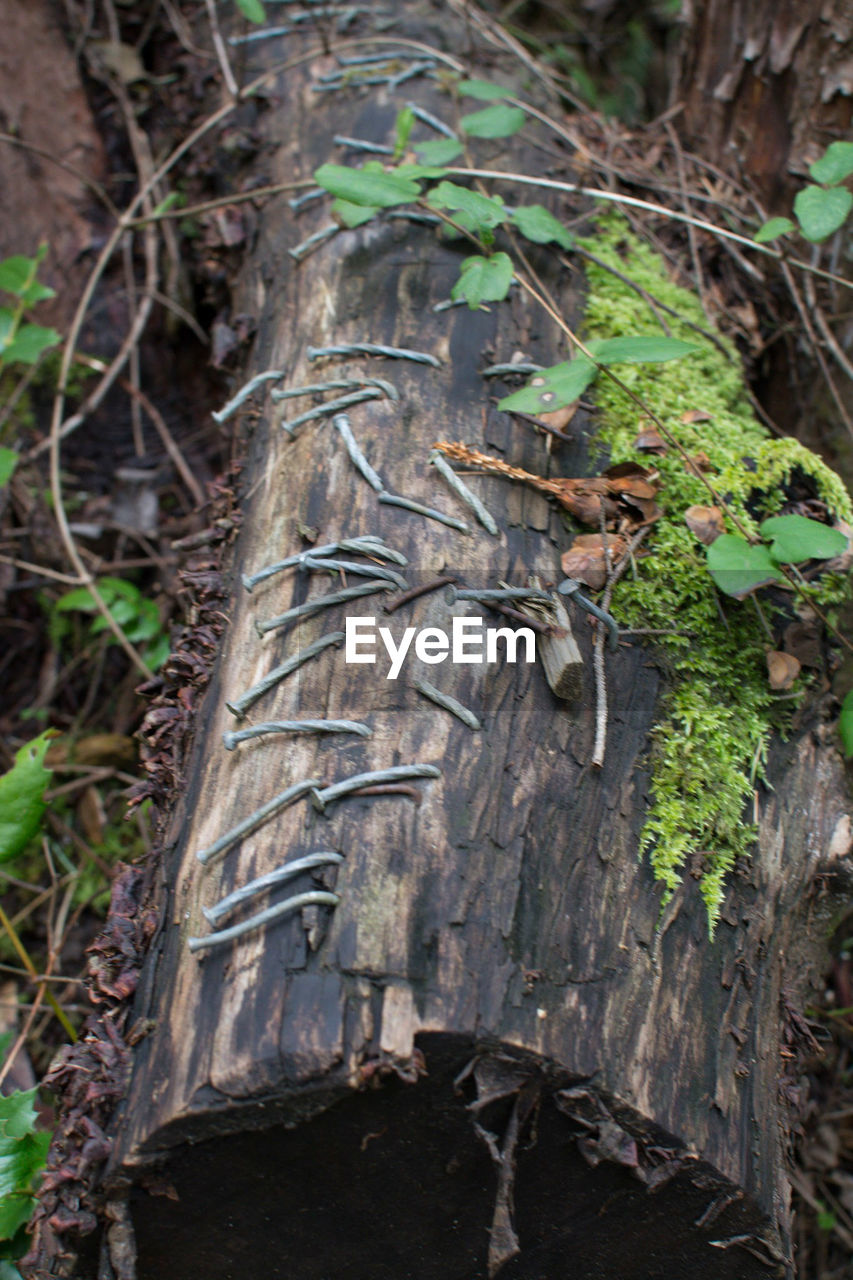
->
[111,1036,784,1280]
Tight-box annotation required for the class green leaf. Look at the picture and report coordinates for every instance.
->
[235,0,266,21]
[331,198,379,228]
[754,216,795,243]
[839,688,853,758]
[0,448,18,487]
[0,309,15,350]
[1,323,60,366]
[393,106,415,160]
[705,534,785,599]
[759,514,848,563]
[313,162,421,209]
[459,104,525,139]
[457,79,508,100]
[794,184,853,242]
[497,357,597,414]
[0,732,55,864]
[510,204,574,249]
[0,1260,25,1278]
[428,181,507,232]
[0,1089,49,1244]
[0,1092,39,1143]
[0,1195,35,1244]
[143,632,171,672]
[21,280,55,306]
[150,191,181,218]
[393,163,450,181]
[451,252,514,308]
[413,138,462,165]
[809,141,853,186]
[588,335,700,364]
[0,257,36,298]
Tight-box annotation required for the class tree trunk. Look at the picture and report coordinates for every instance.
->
[46,5,852,1278]
[674,0,853,208]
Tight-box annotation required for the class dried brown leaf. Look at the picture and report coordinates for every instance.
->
[681,409,714,424]
[767,650,801,691]
[684,504,725,545]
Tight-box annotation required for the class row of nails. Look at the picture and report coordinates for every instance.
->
[193,763,441,950]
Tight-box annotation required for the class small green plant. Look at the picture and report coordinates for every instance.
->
[234,0,265,22]
[0,1076,50,1268]
[755,141,853,244]
[52,576,169,671]
[0,244,61,489]
[0,732,55,866]
[0,246,60,375]
[705,514,848,599]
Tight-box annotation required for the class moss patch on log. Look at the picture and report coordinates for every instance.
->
[579,212,852,931]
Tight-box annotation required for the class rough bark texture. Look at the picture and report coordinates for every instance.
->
[674,0,853,207]
[0,0,107,329]
[93,6,852,1279]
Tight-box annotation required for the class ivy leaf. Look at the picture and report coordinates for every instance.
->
[0,731,55,864]
[839,688,853,758]
[759,514,848,563]
[510,205,574,249]
[451,252,514,308]
[314,162,422,208]
[428,181,507,233]
[1,323,60,365]
[332,198,379,228]
[413,138,462,165]
[0,447,18,487]
[705,534,785,599]
[588,335,700,364]
[235,0,266,22]
[0,1089,49,1242]
[754,216,795,243]
[460,104,525,139]
[457,79,507,100]
[793,184,853,242]
[497,357,597,414]
[809,141,853,186]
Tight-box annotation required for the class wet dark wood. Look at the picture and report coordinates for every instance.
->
[104,7,853,1279]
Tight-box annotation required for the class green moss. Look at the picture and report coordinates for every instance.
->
[578,211,853,932]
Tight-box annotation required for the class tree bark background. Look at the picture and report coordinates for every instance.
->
[21,4,852,1279]
[674,0,853,209]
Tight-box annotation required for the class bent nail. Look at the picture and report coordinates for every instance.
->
[204,851,345,925]
[189,890,339,953]
[212,370,285,424]
[255,579,391,637]
[429,450,499,536]
[377,492,468,533]
[414,680,480,730]
[223,720,370,751]
[307,343,441,367]
[196,778,320,866]
[226,632,343,717]
[311,763,440,812]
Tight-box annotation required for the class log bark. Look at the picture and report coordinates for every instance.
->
[674,0,853,208]
[91,7,852,1278]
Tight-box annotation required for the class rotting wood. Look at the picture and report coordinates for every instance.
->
[37,4,853,1279]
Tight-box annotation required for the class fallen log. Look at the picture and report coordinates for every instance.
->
[54,5,853,1278]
